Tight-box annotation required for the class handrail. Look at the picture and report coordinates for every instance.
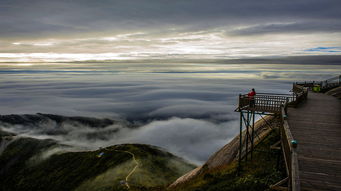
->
[237,91,300,113]
[291,84,308,106]
[252,93,294,96]
[280,98,301,191]
[283,83,307,191]
[295,74,341,91]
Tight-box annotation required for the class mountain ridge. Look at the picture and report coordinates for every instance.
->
[0,115,196,191]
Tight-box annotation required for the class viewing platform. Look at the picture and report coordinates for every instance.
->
[236,75,341,191]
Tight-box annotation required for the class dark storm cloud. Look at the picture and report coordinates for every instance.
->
[1,0,341,38]
[229,21,341,36]
[223,55,341,65]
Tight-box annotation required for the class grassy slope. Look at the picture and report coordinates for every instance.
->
[170,129,287,191]
[0,135,195,191]
[75,144,196,191]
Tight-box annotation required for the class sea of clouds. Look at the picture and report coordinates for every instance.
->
[0,61,340,163]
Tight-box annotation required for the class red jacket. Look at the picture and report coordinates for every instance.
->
[248,91,256,99]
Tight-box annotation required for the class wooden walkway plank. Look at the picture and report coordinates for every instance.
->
[287,92,341,191]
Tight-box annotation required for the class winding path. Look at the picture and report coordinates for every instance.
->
[104,148,139,189]
[121,150,139,189]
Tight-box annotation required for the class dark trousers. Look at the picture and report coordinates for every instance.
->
[249,99,255,108]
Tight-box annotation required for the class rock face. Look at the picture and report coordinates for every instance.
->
[169,115,279,188]
[326,86,341,99]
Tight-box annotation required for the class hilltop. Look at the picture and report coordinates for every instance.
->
[0,131,195,191]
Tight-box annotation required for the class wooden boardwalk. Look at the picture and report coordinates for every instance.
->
[287,92,341,191]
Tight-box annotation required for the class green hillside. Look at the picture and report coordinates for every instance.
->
[0,134,195,191]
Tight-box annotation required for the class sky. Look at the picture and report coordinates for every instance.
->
[1,0,341,164]
[1,0,341,61]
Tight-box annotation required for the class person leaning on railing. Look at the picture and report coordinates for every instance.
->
[248,88,256,108]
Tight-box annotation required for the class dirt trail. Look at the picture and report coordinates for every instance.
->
[103,148,139,189]
[121,150,139,189]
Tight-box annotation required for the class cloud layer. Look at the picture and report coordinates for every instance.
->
[0,114,237,164]
[1,61,340,163]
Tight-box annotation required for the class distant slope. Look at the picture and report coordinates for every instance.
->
[0,133,195,191]
[0,113,129,145]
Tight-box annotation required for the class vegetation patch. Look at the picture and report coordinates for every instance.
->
[171,129,286,191]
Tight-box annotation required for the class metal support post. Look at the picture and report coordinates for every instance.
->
[245,110,250,162]
[238,111,243,174]
[251,110,255,160]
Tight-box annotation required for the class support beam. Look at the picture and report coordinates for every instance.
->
[270,177,289,191]
[238,111,243,174]
[246,111,249,162]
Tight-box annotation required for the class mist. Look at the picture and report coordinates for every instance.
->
[0,61,340,163]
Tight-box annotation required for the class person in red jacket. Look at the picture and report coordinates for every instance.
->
[248,88,256,108]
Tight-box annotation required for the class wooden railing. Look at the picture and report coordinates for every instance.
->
[280,84,308,190]
[291,84,308,106]
[238,93,291,113]
[295,75,341,92]
[280,102,300,191]
[237,90,306,113]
